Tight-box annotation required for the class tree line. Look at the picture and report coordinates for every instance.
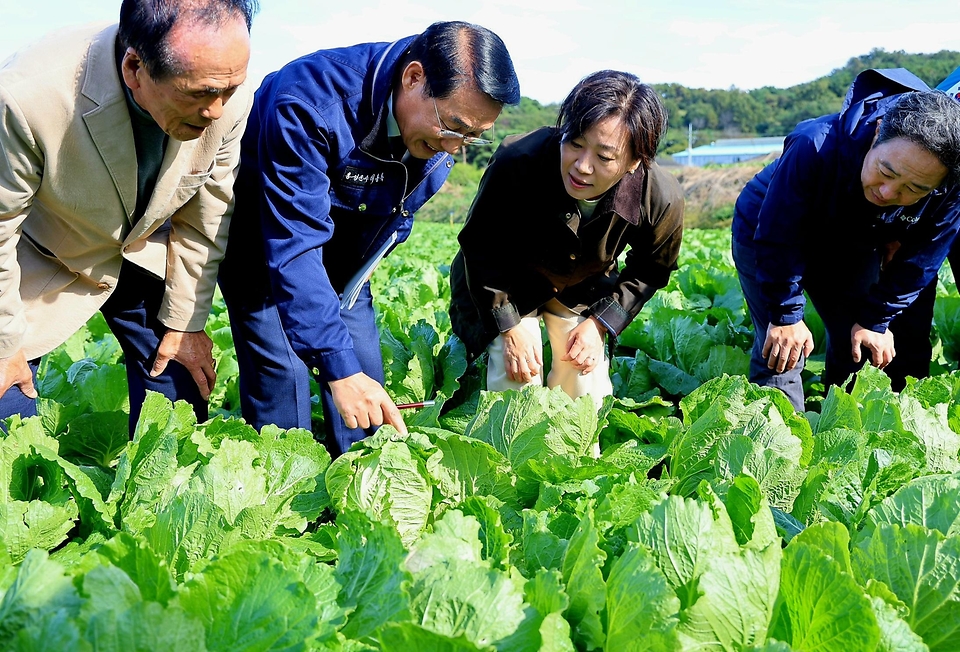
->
[657,48,960,154]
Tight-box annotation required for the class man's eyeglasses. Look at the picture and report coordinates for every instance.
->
[433,98,492,146]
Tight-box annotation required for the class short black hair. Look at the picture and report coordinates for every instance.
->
[557,70,668,170]
[118,0,259,80]
[405,21,520,106]
[876,90,960,188]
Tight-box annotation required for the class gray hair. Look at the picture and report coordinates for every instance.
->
[876,90,960,188]
[119,0,258,81]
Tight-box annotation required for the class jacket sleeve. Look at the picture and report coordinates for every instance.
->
[456,150,550,333]
[256,94,362,382]
[752,132,825,326]
[158,88,253,333]
[858,191,960,331]
[588,170,685,336]
[0,84,40,357]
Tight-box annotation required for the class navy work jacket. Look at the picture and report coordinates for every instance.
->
[732,68,960,333]
[230,37,453,381]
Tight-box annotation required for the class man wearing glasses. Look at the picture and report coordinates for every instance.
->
[219,21,519,456]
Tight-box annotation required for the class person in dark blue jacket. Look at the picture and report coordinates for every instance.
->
[218,21,520,455]
[881,66,960,385]
[732,68,960,412]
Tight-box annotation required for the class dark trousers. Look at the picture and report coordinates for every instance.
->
[883,280,935,390]
[219,252,383,458]
[0,263,208,430]
[0,358,40,421]
[732,237,922,411]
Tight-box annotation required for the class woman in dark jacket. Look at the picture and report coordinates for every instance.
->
[449,70,684,407]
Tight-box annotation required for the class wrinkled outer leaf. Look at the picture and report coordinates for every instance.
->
[179,547,318,652]
[8,607,90,652]
[725,474,764,546]
[859,473,960,542]
[794,521,853,576]
[78,564,142,624]
[97,532,177,606]
[326,441,432,545]
[524,568,570,620]
[772,541,880,651]
[561,508,606,650]
[110,395,192,529]
[852,523,960,651]
[407,560,526,649]
[404,510,484,574]
[537,612,576,652]
[632,495,739,609]
[334,511,411,640]
[0,550,81,644]
[83,601,208,652]
[191,439,267,525]
[431,434,517,510]
[454,499,514,571]
[816,387,863,434]
[57,411,130,468]
[465,387,597,466]
[867,593,929,652]
[0,500,77,565]
[521,510,566,577]
[679,542,781,650]
[899,396,960,473]
[378,622,492,651]
[604,543,680,651]
[143,492,228,580]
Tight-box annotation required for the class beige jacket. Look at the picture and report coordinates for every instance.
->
[0,22,252,359]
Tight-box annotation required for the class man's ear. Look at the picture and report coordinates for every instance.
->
[120,47,143,90]
[399,60,425,93]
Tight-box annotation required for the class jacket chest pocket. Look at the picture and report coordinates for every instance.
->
[332,165,404,217]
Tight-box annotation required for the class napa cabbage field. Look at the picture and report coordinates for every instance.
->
[5,224,960,651]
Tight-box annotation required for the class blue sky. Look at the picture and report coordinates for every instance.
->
[3,0,958,103]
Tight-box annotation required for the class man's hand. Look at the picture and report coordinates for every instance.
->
[560,316,605,375]
[763,321,815,373]
[851,323,895,369]
[501,325,542,383]
[151,330,216,399]
[329,372,408,435]
[0,349,38,401]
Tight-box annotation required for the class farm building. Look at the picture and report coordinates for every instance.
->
[672,136,785,166]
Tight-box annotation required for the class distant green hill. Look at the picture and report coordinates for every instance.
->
[657,48,960,153]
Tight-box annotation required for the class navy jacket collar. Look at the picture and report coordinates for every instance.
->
[359,35,416,156]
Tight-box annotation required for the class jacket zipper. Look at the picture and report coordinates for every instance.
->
[356,148,450,260]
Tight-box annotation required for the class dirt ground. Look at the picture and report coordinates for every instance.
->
[663,158,770,229]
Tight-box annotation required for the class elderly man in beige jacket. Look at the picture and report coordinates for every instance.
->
[0,0,256,428]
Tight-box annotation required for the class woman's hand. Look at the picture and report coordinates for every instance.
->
[502,326,543,382]
[562,316,606,375]
[851,323,895,369]
[763,321,815,373]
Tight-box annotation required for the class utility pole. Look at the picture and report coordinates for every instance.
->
[687,123,693,166]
